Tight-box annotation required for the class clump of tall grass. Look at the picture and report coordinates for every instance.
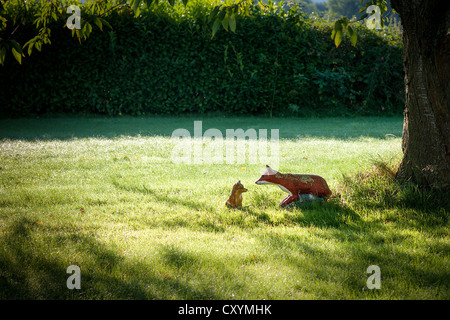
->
[336,159,450,212]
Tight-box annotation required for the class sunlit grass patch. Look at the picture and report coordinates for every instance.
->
[0,117,448,299]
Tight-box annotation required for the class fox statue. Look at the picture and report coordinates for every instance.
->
[225,180,248,209]
[255,165,331,207]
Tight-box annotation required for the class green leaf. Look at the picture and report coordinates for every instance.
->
[35,40,42,51]
[10,40,23,55]
[168,0,175,5]
[23,39,35,56]
[93,17,103,31]
[229,14,236,33]
[212,18,221,37]
[132,0,141,12]
[86,22,92,37]
[75,29,81,44]
[222,15,229,31]
[331,20,342,42]
[0,47,6,65]
[11,47,22,64]
[27,42,34,56]
[81,22,87,36]
[334,29,342,48]
[348,26,357,47]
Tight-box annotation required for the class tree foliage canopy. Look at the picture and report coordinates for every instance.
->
[0,0,396,65]
[0,0,403,116]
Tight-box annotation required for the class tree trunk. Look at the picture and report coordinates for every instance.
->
[391,0,450,190]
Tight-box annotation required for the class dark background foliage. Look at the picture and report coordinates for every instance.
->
[0,2,404,117]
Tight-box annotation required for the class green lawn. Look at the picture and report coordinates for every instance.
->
[0,116,448,299]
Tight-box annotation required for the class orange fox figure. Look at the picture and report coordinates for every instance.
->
[226,180,248,208]
[255,165,331,207]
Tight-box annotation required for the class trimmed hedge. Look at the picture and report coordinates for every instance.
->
[0,1,404,117]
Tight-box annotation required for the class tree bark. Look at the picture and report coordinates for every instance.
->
[391,0,450,190]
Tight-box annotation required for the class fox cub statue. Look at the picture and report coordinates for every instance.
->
[255,165,331,207]
[226,180,248,208]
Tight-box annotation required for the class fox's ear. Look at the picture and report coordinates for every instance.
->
[266,165,277,175]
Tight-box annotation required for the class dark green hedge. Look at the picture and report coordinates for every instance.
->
[0,2,405,117]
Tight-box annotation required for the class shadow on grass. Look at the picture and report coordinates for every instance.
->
[0,215,254,299]
[0,116,403,141]
[241,172,449,298]
[158,245,228,299]
[241,199,362,229]
[251,209,448,299]
[111,180,217,214]
[0,216,139,299]
[1,203,447,299]
[0,216,225,299]
[112,176,363,231]
[338,164,450,233]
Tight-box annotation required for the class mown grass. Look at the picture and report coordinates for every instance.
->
[0,116,448,300]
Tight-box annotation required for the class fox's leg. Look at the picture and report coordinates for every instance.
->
[279,195,298,207]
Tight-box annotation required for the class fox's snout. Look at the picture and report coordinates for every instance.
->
[255,178,270,185]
